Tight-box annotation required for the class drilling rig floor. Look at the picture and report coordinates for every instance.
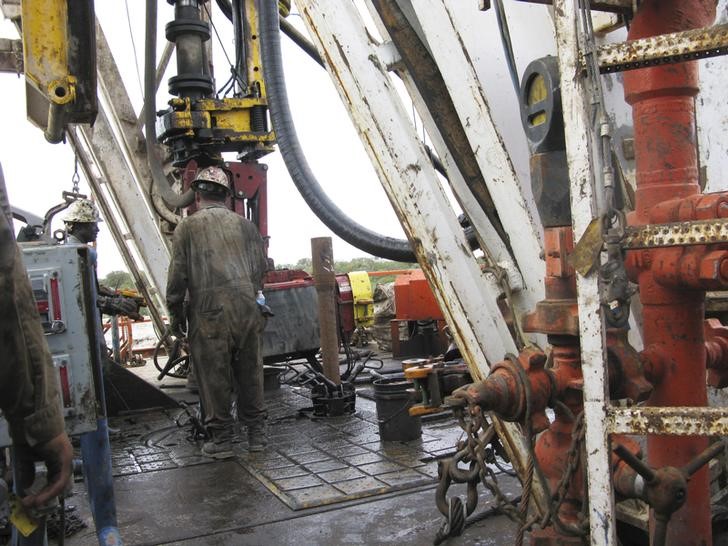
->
[60,350,522,546]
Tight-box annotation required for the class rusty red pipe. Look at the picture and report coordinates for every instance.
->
[623,0,717,543]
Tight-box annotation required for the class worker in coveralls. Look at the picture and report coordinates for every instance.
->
[0,169,73,512]
[166,166,269,458]
[63,199,141,319]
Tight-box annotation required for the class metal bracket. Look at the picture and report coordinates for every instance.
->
[594,23,728,74]
[622,219,728,249]
[609,406,728,436]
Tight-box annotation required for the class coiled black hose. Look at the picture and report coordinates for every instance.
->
[257,0,416,262]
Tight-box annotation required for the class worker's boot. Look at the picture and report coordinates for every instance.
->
[202,429,234,459]
[248,424,267,453]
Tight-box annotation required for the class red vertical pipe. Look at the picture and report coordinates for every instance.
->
[623,1,716,544]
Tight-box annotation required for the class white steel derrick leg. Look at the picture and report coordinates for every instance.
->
[399,0,545,313]
[553,1,616,545]
[359,2,531,317]
[295,0,549,516]
[66,20,172,332]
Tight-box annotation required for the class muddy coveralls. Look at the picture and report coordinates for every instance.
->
[166,205,268,440]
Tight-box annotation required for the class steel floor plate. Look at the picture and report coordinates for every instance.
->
[105,386,461,510]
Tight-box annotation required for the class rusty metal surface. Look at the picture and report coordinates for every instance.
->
[623,0,718,542]
[513,0,632,13]
[312,237,341,385]
[596,23,728,74]
[553,0,617,542]
[623,219,728,249]
[608,406,728,436]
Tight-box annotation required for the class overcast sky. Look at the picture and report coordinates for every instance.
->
[0,1,406,277]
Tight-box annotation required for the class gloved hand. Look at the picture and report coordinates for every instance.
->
[16,433,73,510]
[257,303,275,318]
[170,316,187,338]
[98,295,142,319]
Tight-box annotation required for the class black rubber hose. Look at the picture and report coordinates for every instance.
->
[279,18,325,68]
[258,0,416,262]
[216,0,324,67]
[145,0,194,209]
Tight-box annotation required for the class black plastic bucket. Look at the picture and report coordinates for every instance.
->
[373,378,422,442]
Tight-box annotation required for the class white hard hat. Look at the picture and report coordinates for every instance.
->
[62,199,103,223]
[191,166,232,194]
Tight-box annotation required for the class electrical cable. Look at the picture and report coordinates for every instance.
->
[492,0,520,97]
[216,0,325,67]
[202,1,246,98]
[124,0,145,100]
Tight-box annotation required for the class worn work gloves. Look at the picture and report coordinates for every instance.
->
[170,316,187,338]
[97,295,142,320]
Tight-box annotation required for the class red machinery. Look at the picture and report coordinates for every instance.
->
[391,269,448,357]
[448,4,728,543]
[621,2,728,542]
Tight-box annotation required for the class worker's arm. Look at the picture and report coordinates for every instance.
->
[166,222,189,336]
[97,294,142,319]
[0,248,72,508]
[0,167,72,507]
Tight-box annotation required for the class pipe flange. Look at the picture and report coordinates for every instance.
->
[165,19,211,41]
[168,74,215,97]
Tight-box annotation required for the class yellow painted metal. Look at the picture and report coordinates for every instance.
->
[409,405,443,417]
[278,0,292,18]
[163,97,276,148]
[158,0,277,155]
[526,73,547,127]
[245,0,267,103]
[348,271,375,327]
[20,0,75,105]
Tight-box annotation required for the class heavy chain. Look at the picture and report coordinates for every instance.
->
[546,411,589,537]
[466,412,524,524]
[435,402,590,544]
[482,265,526,350]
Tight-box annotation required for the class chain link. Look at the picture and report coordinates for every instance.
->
[547,411,590,536]
[435,401,589,544]
[71,154,81,195]
[482,265,526,350]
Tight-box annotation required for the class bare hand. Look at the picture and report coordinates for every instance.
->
[20,433,73,509]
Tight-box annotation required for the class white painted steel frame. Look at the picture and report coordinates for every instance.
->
[361,1,531,312]
[296,0,550,517]
[404,0,545,313]
[553,1,616,544]
[65,21,172,330]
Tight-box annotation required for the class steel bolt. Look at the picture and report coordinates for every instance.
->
[719,201,728,219]
[698,250,728,288]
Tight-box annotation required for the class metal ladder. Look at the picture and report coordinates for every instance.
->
[552,1,728,544]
